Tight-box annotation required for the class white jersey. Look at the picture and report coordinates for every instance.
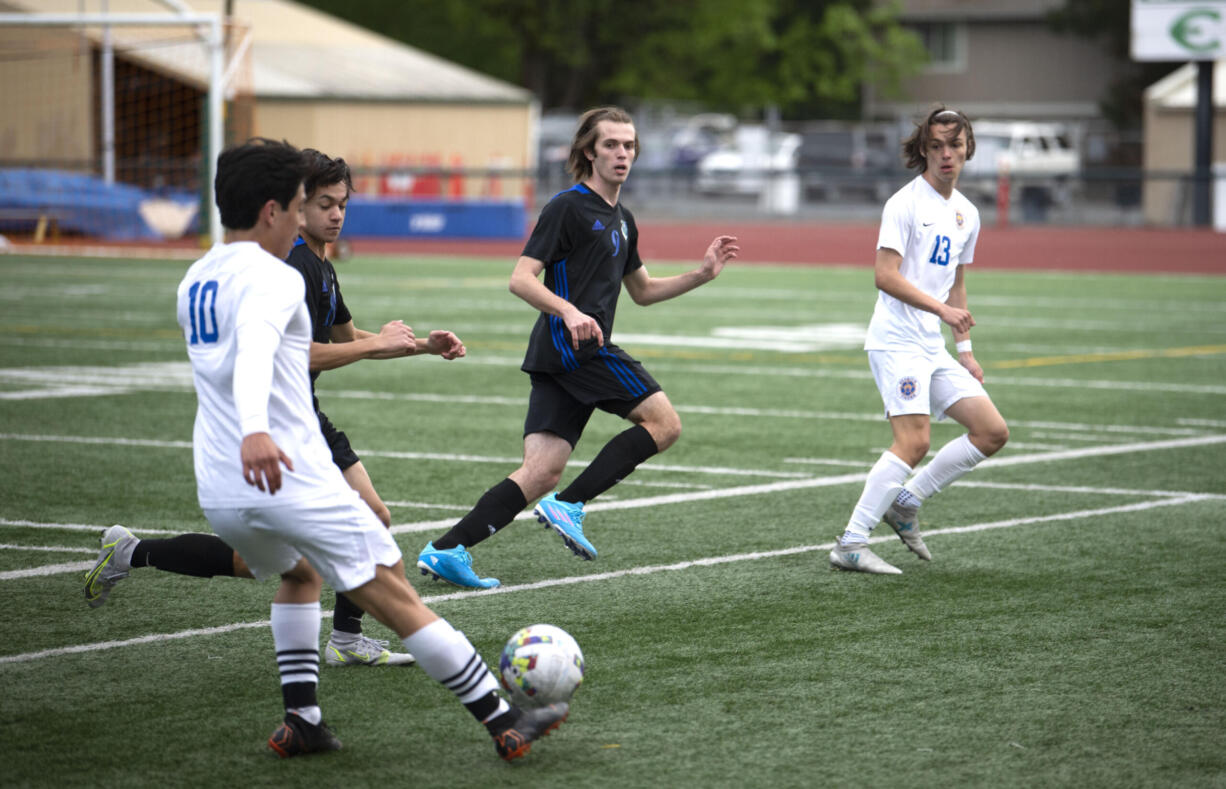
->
[176,241,342,509]
[864,175,980,355]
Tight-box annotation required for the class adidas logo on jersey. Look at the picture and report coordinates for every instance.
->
[592,219,604,231]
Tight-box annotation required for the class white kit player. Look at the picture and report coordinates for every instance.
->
[829,107,1010,575]
[175,138,566,759]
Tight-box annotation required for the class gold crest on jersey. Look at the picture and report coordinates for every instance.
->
[955,211,965,228]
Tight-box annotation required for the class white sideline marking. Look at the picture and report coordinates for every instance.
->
[0,494,1213,666]
[0,544,95,555]
[0,518,181,537]
[1,561,93,581]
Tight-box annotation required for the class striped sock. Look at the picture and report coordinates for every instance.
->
[403,619,510,728]
[271,602,322,723]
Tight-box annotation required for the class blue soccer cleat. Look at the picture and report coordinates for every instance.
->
[416,542,500,589]
[534,493,597,560]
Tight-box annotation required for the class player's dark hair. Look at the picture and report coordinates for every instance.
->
[902,106,975,172]
[567,106,640,182]
[302,148,354,199]
[214,138,306,230]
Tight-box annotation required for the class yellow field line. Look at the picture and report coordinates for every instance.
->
[992,344,1226,369]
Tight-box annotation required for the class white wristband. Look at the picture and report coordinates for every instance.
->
[955,340,973,353]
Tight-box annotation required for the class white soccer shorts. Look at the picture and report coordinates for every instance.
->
[204,487,402,592]
[868,348,987,420]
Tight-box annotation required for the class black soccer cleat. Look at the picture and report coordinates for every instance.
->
[267,712,342,758]
[491,702,569,762]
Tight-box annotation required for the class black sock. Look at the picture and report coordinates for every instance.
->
[433,478,527,550]
[331,592,365,635]
[560,424,659,504]
[472,691,518,734]
[131,533,236,578]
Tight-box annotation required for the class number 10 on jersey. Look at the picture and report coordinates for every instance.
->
[188,280,219,344]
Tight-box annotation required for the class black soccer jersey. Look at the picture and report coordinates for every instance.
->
[285,240,351,384]
[521,184,643,373]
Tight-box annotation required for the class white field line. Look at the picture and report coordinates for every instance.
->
[4,357,1226,400]
[5,433,1224,546]
[0,518,181,537]
[0,544,95,555]
[0,494,1214,666]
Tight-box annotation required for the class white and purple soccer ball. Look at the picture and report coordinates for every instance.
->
[498,624,585,707]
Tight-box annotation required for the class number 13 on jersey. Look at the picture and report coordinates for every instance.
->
[187,280,220,344]
[928,234,951,266]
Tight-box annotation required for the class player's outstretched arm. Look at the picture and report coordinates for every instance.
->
[623,235,739,306]
[417,329,466,359]
[309,320,417,370]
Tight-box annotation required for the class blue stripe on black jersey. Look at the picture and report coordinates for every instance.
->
[548,259,578,370]
[598,347,646,396]
[550,183,591,201]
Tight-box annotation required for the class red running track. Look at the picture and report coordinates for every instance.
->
[351,222,1226,275]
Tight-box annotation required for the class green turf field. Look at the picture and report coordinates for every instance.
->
[1,252,1224,788]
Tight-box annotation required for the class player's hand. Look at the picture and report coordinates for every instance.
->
[700,235,739,281]
[240,432,293,495]
[376,320,416,357]
[564,307,603,350]
[959,351,985,383]
[940,305,975,334]
[425,329,466,360]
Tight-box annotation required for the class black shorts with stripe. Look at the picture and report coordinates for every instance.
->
[523,344,661,447]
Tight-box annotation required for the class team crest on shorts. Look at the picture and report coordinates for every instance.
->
[955,211,965,228]
[898,376,918,400]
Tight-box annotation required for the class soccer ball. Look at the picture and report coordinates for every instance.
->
[498,624,585,707]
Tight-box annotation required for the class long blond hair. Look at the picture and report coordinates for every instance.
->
[566,106,639,182]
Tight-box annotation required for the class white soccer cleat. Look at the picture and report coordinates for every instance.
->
[883,493,931,561]
[829,541,903,575]
[324,634,415,667]
[84,525,137,608]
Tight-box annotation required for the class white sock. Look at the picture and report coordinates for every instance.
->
[841,451,912,544]
[907,434,987,500]
[287,706,322,725]
[404,619,504,705]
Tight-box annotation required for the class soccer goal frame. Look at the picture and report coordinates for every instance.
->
[0,10,231,243]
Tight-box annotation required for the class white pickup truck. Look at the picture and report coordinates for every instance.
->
[960,121,1080,217]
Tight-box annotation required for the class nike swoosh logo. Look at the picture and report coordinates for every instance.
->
[922,222,934,226]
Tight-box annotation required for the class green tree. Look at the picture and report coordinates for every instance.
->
[297,0,924,118]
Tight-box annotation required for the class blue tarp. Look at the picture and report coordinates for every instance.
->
[0,169,526,241]
[343,195,525,239]
[0,169,199,240]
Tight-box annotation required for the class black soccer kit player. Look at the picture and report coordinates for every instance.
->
[285,240,360,470]
[520,183,662,446]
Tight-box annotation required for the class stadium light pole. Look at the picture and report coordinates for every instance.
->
[0,11,225,243]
